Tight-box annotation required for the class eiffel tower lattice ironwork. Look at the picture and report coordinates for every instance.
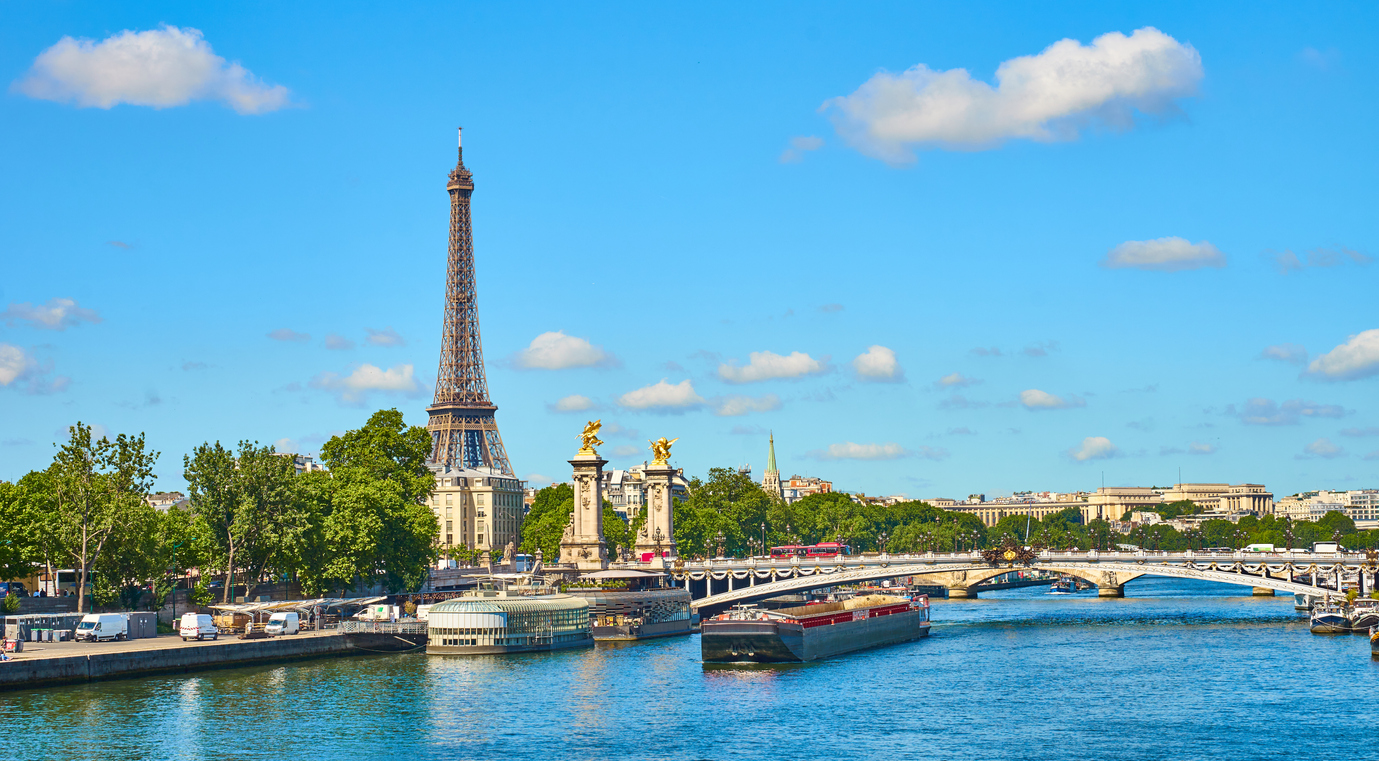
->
[427,128,513,475]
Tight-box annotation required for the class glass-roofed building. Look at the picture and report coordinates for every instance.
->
[427,579,593,654]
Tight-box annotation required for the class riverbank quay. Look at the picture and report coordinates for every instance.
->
[0,630,368,691]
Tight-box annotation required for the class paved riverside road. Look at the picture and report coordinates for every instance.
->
[7,629,343,662]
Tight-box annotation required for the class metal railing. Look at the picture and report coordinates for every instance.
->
[341,620,428,634]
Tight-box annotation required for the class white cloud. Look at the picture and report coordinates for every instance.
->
[13,25,291,114]
[310,363,421,405]
[1270,247,1371,274]
[852,345,904,382]
[612,445,642,458]
[1232,398,1346,425]
[1069,436,1118,461]
[713,394,782,417]
[718,350,828,384]
[1301,438,1344,459]
[1189,441,1216,455]
[1306,329,1379,381]
[617,379,705,411]
[1259,343,1307,365]
[1340,427,1379,437]
[806,442,911,461]
[1020,389,1086,410]
[780,135,825,163]
[937,372,981,388]
[0,343,69,395]
[1,298,101,330]
[513,331,615,370]
[324,333,355,350]
[0,344,34,386]
[273,437,297,453]
[1102,237,1226,272]
[524,473,554,486]
[823,27,1202,163]
[548,394,596,413]
[268,328,310,343]
[365,327,406,347]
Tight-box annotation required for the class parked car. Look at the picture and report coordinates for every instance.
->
[265,612,299,636]
[0,581,28,597]
[179,613,220,641]
[75,613,127,642]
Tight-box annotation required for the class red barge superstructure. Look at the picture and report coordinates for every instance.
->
[701,594,929,663]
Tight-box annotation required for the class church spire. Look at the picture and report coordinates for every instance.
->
[762,431,783,501]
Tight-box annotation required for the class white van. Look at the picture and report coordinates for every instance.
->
[179,613,220,641]
[265,612,299,636]
[75,613,127,642]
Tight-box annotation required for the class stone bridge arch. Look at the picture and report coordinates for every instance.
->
[920,566,1143,598]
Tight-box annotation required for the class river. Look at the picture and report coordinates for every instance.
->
[3,577,1376,760]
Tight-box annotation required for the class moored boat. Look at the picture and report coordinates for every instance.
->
[1347,601,1379,632]
[701,594,929,663]
[1310,604,1350,634]
[1371,627,1379,658]
[1047,577,1076,595]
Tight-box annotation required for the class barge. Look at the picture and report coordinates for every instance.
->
[567,570,694,641]
[702,594,929,663]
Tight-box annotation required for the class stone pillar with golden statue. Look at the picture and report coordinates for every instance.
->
[635,436,680,562]
[559,420,609,571]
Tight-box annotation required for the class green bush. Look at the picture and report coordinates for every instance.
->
[1,593,19,614]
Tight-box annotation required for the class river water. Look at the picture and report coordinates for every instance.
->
[4,577,1377,760]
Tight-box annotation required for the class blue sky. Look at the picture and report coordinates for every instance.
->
[2,2,1377,499]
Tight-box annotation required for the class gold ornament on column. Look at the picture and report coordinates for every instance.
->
[649,436,678,466]
[578,420,604,455]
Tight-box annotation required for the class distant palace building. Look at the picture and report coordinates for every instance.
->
[1276,489,1379,528]
[947,483,1274,528]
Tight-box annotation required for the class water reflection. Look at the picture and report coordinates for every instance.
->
[2,578,1376,761]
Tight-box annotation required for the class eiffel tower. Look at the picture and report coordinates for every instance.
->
[426,128,513,475]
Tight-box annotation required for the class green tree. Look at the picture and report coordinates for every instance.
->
[315,409,439,593]
[48,423,159,613]
[519,483,573,561]
[0,480,41,581]
[185,440,297,602]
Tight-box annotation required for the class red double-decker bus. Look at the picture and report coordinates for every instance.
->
[770,542,851,559]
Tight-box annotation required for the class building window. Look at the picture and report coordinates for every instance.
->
[446,521,452,532]
[446,534,453,545]
[478,494,486,507]
[446,494,453,505]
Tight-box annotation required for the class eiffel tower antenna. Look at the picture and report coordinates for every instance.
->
[426,127,513,474]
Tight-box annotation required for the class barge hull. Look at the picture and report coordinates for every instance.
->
[702,609,929,663]
[426,635,594,655]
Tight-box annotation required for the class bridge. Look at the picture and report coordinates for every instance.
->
[659,549,1377,614]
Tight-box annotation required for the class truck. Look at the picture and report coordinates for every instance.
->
[1313,541,1342,554]
[265,612,299,635]
[75,613,127,642]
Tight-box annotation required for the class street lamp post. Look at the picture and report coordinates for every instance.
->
[170,540,183,623]
[715,531,725,559]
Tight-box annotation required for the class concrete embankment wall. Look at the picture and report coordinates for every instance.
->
[1,635,361,692]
